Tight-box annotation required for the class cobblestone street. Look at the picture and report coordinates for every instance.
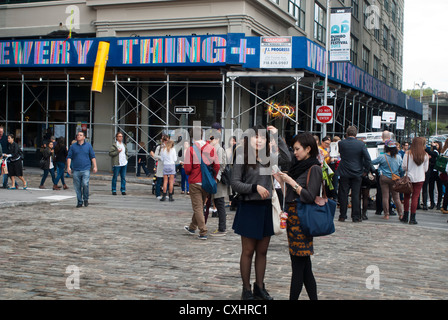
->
[0,171,447,300]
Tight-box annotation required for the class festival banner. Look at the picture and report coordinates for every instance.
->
[330,7,351,62]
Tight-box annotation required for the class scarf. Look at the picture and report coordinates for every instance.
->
[288,156,321,181]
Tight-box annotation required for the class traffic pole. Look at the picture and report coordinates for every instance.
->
[323,0,331,138]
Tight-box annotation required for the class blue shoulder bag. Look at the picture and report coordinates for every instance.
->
[296,165,336,237]
[193,144,217,194]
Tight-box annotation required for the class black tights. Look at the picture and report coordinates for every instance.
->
[240,236,271,290]
[289,255,318,300]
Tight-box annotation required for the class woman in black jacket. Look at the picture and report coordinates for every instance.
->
[4,134,27,189]
[274,132,322,300]
[54,137,69,189]
[39,141,58,190]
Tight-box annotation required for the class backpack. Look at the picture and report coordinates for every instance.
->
[193,144,217,194]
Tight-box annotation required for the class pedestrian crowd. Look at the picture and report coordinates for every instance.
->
[2,122,448,302]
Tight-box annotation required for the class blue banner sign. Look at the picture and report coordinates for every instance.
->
[0,33,421,115]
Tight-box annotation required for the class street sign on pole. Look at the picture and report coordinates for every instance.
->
[174,106,196,115]
[317,91,336,99]
[316,105,333,124]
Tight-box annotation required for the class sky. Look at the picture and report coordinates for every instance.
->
[402,0,448,91]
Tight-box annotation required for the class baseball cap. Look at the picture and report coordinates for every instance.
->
[385,139,397,148]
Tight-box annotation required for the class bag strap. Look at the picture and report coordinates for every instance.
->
[385,154,393,173]
[306,165,327,199]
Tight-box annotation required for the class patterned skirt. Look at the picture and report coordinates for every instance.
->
[286,202,314,257]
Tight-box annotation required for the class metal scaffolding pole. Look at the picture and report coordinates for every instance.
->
[66,74,70,144]
[21,74,24,148]
[310,82,315,133]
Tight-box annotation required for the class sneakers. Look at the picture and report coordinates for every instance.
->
[184,226,208,240]
[184,226,196,235]
[211,229,227,237]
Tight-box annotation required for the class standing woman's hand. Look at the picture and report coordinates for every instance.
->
[257,185,270,199]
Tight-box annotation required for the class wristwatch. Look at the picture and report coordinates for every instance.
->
[292,184,300,192]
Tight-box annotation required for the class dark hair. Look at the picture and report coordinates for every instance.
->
[321,136,331,143]
[385,145,398,158]
[291,132,319,159]
[7,134,14,140]
[243,125,270,169]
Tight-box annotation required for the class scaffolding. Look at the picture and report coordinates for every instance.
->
[0,68,421,169]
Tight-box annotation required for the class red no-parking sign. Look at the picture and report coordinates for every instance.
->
[316,105,333,124]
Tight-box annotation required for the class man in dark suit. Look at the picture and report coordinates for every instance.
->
[337,126,372,222]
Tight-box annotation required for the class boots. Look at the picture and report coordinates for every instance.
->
[169,193,175,202]
[409,213,418,225]
[361,209,368,220]
[241,286,255,300]
[253,282,273,300]
[160,192,167,201]
[53,184,61,190]
[400,211,409,223]
[63,184,69,190]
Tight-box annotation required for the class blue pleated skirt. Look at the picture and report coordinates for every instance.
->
[232,200,274,240]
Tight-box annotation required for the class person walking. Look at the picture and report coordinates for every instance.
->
[109,132,128,196]
[337,126,372,222]
[0,125,9,188]
[274,132,320,300]
[67,131,97,207]
[401,137,429,224]
[371,139,404,220]
[160,139,177,201]
[3,134,27,190]
[183,126,220,240]
[231,125,290,300]
[54,137,68,190]
[136,142,150,177]
[39,140,59,190]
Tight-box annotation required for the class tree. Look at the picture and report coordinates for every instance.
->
[403,87,437,100]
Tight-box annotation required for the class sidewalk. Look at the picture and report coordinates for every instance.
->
[0,166,447,300]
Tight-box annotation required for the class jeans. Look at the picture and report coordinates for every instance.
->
[40,168,57,186]
[338,176,362,220]
[404,181,424,214]
[181,167,189,192]
[73,170,90,204]
[136,162,150,176]
[112,165,127,193]
[155,177,163,197]
[213,196,226,232]
[54,161,66,186]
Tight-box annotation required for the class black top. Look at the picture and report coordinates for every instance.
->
[285,165,323,204]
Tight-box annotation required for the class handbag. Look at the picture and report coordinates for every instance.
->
[296,165,336,237]
[1,159,8,175]
[384,155,400,181]
[435,155,448,172]
[193,144,217,194]
[393,155,413,194]
[271,177,285,236]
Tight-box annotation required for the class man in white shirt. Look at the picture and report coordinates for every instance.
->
[109,132,129,195]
